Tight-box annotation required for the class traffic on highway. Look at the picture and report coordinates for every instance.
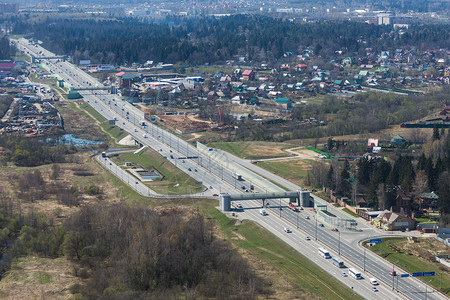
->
[13,38,445,300]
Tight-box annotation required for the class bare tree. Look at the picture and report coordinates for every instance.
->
[413,170,429,210]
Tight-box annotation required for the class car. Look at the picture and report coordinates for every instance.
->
[143,134,147,138]
[213,194,219,196]
[305,216,310,219]
[209,186,213,189]
[319,223,324,227]
[194,169,197,172]
[245,189,249,192]
[250,185,254,190]
[266,201,270,206]
[305,236,310,240]
[370,278,379,285]
[299,206,304,210]
[284,227,291,233]
[371,287,378,292]
[188,168,192,171]
[181,160,185,163]
[169,150,172,153]
[331,228,339,232]
[236,203,243,209]
[134,128,137,132]
[389,270,397,276]
[341,272,347,277]
[241,185,246,190]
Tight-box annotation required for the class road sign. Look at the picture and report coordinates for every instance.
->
[423,272,436,276]
[370,238,382,243]
[401,274,410,278]
[412,272,423,277]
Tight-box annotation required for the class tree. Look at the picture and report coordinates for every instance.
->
[433,124,440,141]
[413,170,429,210]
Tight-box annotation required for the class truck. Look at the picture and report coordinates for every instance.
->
[140,120,146,126]
[232,173,242,181]
[101,151,107,158]
[260,209,267,216]
[289,203,299,211]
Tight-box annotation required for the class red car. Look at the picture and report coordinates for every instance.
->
[331,228,339,232]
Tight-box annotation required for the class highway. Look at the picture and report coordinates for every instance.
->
[13,38,446,300]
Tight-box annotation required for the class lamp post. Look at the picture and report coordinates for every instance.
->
[363,247,366,272]
[315,217,318,241]
[338,231,341,255]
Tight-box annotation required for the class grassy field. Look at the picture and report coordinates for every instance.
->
[210,141,296,160]
[342,208,360,218]
[197,200,362,300]
[111,149,204,195]
[367,237,450,294]
[257,159,314,187]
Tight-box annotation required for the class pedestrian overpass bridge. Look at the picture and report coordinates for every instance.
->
[219,190,313,211]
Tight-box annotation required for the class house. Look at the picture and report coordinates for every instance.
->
[373,210,415,231]
[242,70,255,80]
[0,63,17,74]
[275,98,293,109]
[390,135,407,147]
[416,223,439,234]
[420,192,439,209]
[295,64,308,71]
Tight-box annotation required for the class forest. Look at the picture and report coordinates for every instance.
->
[8,15,450,65]
[307,129,450,225]
[0,35,12,60]
[0,200,262,299]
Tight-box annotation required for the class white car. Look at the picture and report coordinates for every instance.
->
[370,278,379,285]
[305,236,311,240]
[236,203,243,209]
[341,272,347,277]
[284,227,291,233]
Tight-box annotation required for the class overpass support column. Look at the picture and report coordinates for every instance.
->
[220,195,231,211]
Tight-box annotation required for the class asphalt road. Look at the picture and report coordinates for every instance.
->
[13,38,447,300]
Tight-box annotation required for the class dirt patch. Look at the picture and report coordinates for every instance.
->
[248,145,289,157]
[159,114,212,133]
[0,256,83,300]
[232,231,247,241]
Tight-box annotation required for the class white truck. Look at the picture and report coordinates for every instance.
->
[140,119,146,126]
[232,173,242,180]
[260,209,267,216]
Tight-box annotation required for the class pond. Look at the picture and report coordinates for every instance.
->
[47,134,104,146]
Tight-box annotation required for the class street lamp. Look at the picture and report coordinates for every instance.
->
[338,231,341,255]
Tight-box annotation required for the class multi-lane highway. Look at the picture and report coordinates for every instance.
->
[13,38,446,300]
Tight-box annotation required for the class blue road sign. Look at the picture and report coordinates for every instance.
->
[401,274,410,278]
[370,238,382,243]
[412,272,423,277]
[424,272,436,276]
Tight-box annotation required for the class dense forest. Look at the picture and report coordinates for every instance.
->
[0,201,263,299]
[8,15,450,65]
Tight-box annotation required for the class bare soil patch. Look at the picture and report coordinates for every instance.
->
[159,114,212,132]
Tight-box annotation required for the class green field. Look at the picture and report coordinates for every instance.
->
[368,237,450,294]
[257,159,314,187]
[111,149,204,195]
[199,202,362,300]
[209,141,296,160]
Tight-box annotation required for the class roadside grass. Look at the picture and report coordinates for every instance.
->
[67,102,129,147]
[342,208,360,218]
[367,237,450,295]
[110,149,204,195]
[209,141,296,160]
[257,159,314,187]
[304,95,327,105]
[196,200,362,300]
